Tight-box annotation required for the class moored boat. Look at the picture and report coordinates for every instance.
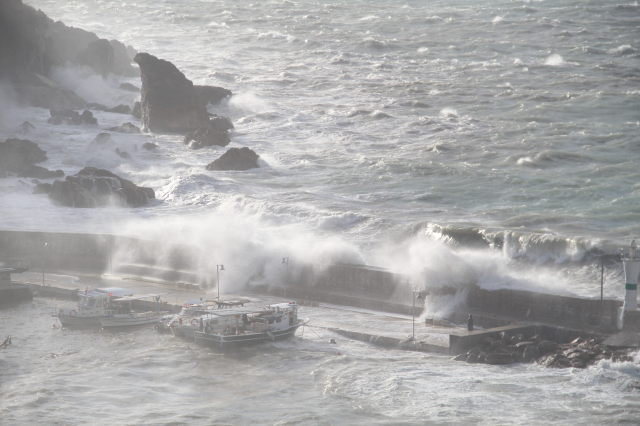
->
[193,302,308,350]
[169,297,253,338]
[52,287,133,328]
[98,293,169,328]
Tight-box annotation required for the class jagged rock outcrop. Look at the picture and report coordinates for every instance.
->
[184,127,230,149]
[0,138,63,179]
[49,167,154,208]
[33,182,52,194]
[15,73,87,110]
[194,85,233,107]
[142,142,158,150]
[47,109,97,125]
[0,0,137,108]
[75,39,114,78]
[109,40,139,77]
[205,147,260,171]
[134,52,211,133]
[107,122,141,133]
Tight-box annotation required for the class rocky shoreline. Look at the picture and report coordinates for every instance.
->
[453,330,635,368]
[1,0,262,210]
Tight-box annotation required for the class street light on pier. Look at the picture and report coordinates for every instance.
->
[217,264,225,301]
[281,257,289,298]
[42,242,48,286]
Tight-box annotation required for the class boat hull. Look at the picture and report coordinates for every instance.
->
[194,323,303,350]
[57,315,102,328]
[99,314,162,328]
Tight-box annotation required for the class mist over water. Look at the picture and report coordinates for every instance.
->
[2,0,640,299]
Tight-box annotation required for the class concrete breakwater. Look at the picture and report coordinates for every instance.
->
[0,229,623,330]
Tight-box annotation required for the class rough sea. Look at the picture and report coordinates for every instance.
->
[1,1,640,423]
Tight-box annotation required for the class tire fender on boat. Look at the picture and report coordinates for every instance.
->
[69,310,77,317]
[191,319,198,326]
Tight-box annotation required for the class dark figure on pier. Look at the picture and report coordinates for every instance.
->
[204,322,211,334]
[199,318,204,332]
[242,313,250,325]
[467,314,474,332]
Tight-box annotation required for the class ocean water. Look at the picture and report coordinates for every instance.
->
[1,298,640,426]
[1,1,640,297]
[2,1,640,423]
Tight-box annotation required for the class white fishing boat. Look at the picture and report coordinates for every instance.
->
[98,293,169,328]
[169,297,253,338]
[52,287,133,327]
[193,302,308,350]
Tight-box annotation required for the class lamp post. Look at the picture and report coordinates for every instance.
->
[217,264,225,301]
[42,242,48,286]
[281,257,289,299]
[411,289,422,342]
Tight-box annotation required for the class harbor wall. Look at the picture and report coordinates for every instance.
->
[0,229,621,326]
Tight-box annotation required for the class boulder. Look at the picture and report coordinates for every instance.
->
[88,133,115,150]
[133,52,210,133]
[205,147,260,171]
[88,102,108,111]
[0,138,62,179]
[142,142,158,150]
[510,334,525,345]
[48,109,97,125]
[109,39,139,77]
[131,101,142,119]
[523,344,538,362]
[15,121,36,134]
[119,82,140,92]
[490,340,506,350]
[105,104,131,114]
[49,167,154,208]
[485,353,513,365]
[75,39,114,78]
[537,341,559,355]
[193,85,233,106]
[209,115,234,132]
[107,122,141,133]
[500,331,511,343]
[514,341,535,350]
[184,127,230,149]
[33,182,52,194]
[452,353,467,362]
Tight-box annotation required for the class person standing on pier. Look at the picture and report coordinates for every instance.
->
[467,314,474,332]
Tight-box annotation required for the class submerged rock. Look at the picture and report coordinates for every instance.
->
[15,121,36,134]
[134,52,210,133]
[206,147,260,171]
[119,82,140,92]
[194,85,233,107]
[142,142,158,150]
[33,182,52,194]
[105,104,131,114]
[0,138,63,179]
[48,109,97,125]
[49,167,154,208]
[107,122,141,133]
[184,126,230,149]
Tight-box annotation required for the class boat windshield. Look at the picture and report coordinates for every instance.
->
[78,296,98,307]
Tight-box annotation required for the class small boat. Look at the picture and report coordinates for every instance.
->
[52,287,133,328]
[98,293,169,328]
[168,297,252,338]
[193,302,308,350]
